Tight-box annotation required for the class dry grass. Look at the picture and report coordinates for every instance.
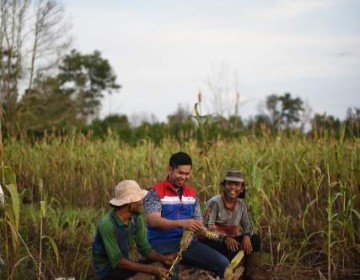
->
[1,132,359,279]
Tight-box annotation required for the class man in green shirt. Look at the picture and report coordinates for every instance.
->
[92,180,177,280]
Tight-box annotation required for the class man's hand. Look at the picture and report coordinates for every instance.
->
[242,235,253,254]
[149,265,170,278]
[180,219,203,231]
[161,253,179,266]
[224,237,241,252]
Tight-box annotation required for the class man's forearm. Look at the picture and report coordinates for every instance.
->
[146,215,183,230]
[146,249,167,263]
[118,257,155,274]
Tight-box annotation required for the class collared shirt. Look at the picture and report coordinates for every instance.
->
[144,178,203,244]
[92,210,152,279]
[204,195,253,237]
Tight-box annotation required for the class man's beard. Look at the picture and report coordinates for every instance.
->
[129,205,141,215]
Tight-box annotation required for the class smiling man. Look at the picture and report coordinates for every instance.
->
[92,180,177,280]
[203,170,271,280]
[143,152,230,278]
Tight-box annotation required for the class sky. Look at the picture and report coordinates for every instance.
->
[63,0,360,124]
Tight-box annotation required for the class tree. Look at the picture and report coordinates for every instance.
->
[18,75,79,135]
[28,0,71,90]
[345,107,360,137]
[167,104,191,125]
[264,92,304,130]
[247,114,272,135]
[0,0,70,137]
[265,94,281,128]
[311,113,341,136]
[227,115,244,132]
[16,49,120,136]
[0,0,30,136]
[57,49,121,123]
[89,114,133,141]
[279,92,304,129]
[167,104,195,142]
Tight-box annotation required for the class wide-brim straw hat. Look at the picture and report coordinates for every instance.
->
[109,180,148,207]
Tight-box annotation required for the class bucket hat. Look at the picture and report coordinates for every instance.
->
[109,180,148,207]
[222,170,245,183]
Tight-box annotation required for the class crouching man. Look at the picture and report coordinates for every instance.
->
[92,180,177,280]
[203,170,271,280]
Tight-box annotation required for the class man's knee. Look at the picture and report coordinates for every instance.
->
[251,233,261,252]
[183,241,229,277]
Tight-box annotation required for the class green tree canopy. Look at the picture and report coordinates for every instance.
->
[58,49,121,122]
[264,92,304,129]
[17,49,120,137]
[18,76,79,136]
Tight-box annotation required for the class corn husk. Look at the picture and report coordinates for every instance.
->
[223,250,244,280]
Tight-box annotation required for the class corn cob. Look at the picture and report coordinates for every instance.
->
[166,227,228,279]
[167,229,194,278]
[180,229,194,250]
[198,226,245,279]
[196,225,223,241]
[232,266,244,280]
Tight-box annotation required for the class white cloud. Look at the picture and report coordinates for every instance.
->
[65,0,360,122]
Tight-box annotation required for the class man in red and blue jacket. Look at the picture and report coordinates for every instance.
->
[143,152,229,278]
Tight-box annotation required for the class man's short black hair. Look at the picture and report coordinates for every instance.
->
[169,152,192,168]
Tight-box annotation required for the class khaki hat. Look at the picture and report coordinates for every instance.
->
[223,170,245,183]
[109,180,148,207]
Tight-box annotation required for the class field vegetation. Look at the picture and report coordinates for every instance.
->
[0,127,359,279]
[0,2,359,278]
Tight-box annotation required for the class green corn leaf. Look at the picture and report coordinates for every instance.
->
[42,235,60,266]
[4,183,20,230]
[40,201,46,218]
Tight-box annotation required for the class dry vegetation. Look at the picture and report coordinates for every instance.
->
[0,131,359,279]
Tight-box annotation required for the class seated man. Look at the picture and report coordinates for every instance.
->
[143,152,230,278]
[202,170,271,280]
[92,180,177,280]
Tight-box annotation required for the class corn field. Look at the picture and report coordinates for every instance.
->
[0,130,359,279]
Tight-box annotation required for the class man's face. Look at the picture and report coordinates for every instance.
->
[169,165,191,188]
[224,180,244,199]
[130,200,143,214]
